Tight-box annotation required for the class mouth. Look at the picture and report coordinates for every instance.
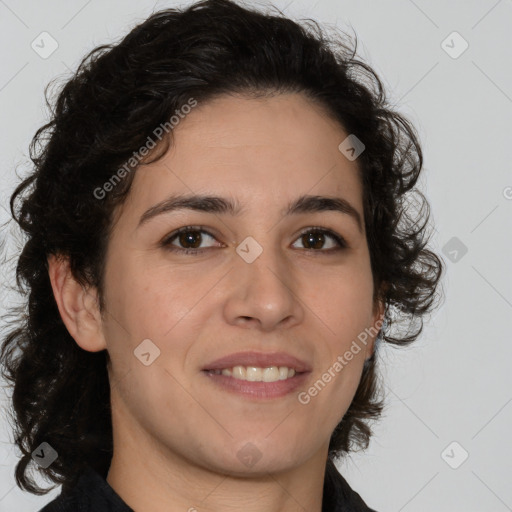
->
[202,351,311,399]
[205,365,300,382]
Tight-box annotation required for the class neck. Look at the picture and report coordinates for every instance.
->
[106,432,328,512]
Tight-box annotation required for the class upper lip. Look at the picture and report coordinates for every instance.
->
[202,351,312,373]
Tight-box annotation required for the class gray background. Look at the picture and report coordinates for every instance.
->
[0,0,511,511]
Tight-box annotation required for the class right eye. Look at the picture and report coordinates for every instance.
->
[161,226,223,255]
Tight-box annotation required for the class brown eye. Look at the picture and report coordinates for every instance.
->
[301,231,325,249]
[161,227,220,254]
[177,230,202,249]
[292,228,347,251]
[161,226,347,255]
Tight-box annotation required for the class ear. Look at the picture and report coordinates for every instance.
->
[364,296,387,361]
[47,254,107,352]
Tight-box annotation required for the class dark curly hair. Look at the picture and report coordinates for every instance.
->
[0,0,444,496]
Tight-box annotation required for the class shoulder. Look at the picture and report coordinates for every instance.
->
[37,465,133,512]
[38,493,82,512]
[323,459,379,512]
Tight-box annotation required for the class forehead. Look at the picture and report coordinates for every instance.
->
[117,93,363,225]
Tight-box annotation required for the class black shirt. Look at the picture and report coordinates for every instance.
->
[38,460,377,512]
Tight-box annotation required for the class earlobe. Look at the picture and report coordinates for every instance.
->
[365,299,387,361]
[47,254,107,352]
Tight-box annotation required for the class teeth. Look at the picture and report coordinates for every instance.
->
[217,366,296,382]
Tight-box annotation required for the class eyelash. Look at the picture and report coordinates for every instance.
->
[160,225,348,255]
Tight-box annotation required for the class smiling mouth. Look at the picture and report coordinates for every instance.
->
[201,350,311,398]
[205,365,299,382]
[202,365,310,399]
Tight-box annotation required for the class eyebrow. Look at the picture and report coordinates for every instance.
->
[137,193,363,233]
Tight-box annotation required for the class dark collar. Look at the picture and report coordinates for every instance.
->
[322,459,378,512]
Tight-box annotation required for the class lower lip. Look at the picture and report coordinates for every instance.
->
[202,371,310,399]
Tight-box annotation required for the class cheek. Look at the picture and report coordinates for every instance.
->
[102,255,223,389]
[308,266,374,392]
[109,359,211,464]
[311,261,375,335]
[296,349,367,444]
[103,252,197,338]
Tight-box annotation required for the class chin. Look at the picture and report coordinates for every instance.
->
[205,439,309,477]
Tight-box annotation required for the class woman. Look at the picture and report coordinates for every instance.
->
[0,1,443,511]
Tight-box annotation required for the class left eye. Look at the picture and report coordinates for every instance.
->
[291,228,347,251]
[161,226,347,254]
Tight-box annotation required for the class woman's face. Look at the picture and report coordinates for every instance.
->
[99,92,384,476]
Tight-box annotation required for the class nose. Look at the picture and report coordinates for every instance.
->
[222,241,305,332]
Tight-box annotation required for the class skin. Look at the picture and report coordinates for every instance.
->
[48,92,385,512]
